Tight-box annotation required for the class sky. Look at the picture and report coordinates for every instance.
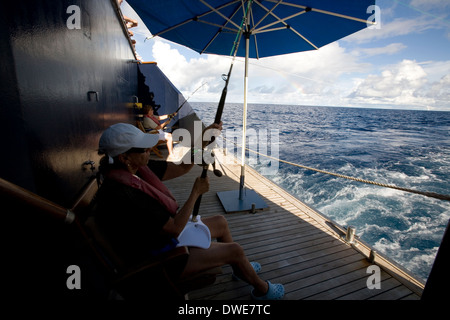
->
[122,0,450,111]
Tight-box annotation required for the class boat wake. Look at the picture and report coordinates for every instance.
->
[192,102,450,281]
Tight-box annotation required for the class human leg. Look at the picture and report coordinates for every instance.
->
[165,133,174,156]
[158,130,174,156]
[200,216,260,283]
[180,242,268,294]
[201,215,232,243]
[186,215,284,299]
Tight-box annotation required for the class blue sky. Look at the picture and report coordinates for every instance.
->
[122,0,450,111]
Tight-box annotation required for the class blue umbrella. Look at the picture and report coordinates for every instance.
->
[129,0,376,58]
[127,0,377,212]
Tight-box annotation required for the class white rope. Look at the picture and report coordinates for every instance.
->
[221,136,450,202]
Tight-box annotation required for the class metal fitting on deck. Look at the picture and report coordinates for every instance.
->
[343,225,357,245]
[369,249,377,263]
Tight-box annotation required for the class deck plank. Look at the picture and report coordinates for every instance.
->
[158,152,424,300]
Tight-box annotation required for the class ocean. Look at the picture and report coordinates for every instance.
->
[190,102,450,281]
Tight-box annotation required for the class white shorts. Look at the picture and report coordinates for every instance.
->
[158,129,170,141]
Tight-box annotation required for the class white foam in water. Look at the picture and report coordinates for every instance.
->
[192,102,450,281]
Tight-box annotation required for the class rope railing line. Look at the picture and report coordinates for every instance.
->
[220,136,450,202]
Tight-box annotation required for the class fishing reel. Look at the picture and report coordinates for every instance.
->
[211,160,223,177]
[195,150,222,177]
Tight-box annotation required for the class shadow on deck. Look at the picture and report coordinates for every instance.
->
[157,150,423,300]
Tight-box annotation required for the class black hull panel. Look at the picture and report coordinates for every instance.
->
[1,0,138,299]
[1,0,137,207]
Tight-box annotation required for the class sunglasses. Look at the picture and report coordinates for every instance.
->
[126,147,149,154]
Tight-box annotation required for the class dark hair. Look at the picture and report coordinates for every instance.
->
[98,155,124,176]
[142,104,153,114]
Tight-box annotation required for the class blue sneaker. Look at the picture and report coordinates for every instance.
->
[251,281,285,300]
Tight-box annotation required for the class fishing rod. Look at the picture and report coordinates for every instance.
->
[191,62,234,222]
[176,82,207,114]
[165,82,208,128]
[191,29,248,222]
[191,1,251,222]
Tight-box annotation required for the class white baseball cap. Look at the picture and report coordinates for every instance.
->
[99,123,159,157]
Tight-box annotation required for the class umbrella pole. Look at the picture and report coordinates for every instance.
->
[239,32,250,200]
[216,31,267,214]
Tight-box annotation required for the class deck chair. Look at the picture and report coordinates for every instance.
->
[135,120,164,158]
[73,177,220,300]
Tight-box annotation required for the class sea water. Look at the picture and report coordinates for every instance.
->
[190,102,450,281]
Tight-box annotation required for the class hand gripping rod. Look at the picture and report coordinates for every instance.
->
[191,8,247,221]
[191,63,234,222]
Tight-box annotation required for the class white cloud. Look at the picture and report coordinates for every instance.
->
[150,40,242,100]
[147,40,450,110]
[255,42,367,79]
[425,73,450,103]
[346,16,441,43]
[350,59,427,98]
[410,0,450,11]
[351,43,407,57]
[148,39,370,105]
[123,0,450,110]
[348,59,450,110]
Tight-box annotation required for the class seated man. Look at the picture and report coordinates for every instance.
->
[93,123,285,300]
[142,105,176,158]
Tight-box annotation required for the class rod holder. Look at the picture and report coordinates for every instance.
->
[342,226,357,245]
[369,249,377,263]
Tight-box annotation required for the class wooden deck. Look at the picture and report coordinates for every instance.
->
[157,149,424,300]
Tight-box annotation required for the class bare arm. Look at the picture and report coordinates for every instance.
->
[161,176,209,237]
[160,121,223,181]
[161,162,194,181]
[158,114,170,120]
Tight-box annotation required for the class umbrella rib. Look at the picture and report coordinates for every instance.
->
[199,0,243,30]
[149,0,240,38]
[311,7,371,25]
[149,18,193,39]
[254,10,307,33]
[251,0,283,32]
[264,0,371,25]
[196,19,238,33]
[288,27,319,50]
[249,6,260,59]
[200,3,244,54]
[253,26,287,34]
[252,0,319,50]
[252,0,307,33]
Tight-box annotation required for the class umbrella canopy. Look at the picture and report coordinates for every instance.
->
[127,0,376,58]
